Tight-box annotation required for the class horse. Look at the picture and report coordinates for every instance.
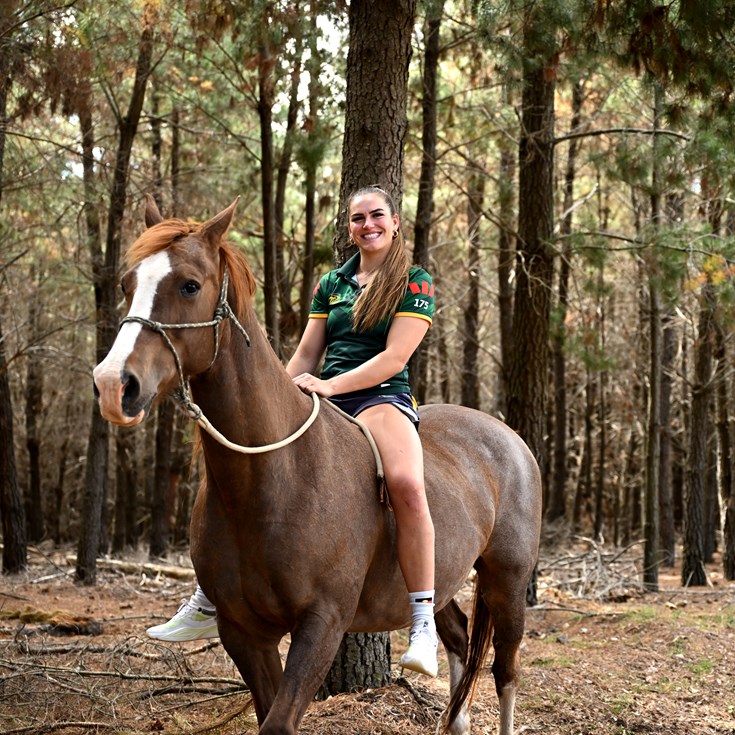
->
[93,196,542,735]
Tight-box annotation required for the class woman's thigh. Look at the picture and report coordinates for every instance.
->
[357,403,425,494]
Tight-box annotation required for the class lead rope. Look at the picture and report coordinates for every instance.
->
[119,270,384,485]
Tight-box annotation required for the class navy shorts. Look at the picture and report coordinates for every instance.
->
[329,393,420,427]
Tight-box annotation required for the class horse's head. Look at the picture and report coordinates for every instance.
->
[93,196,254,427]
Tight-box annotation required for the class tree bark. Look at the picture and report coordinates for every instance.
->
[681,282,715,586]
[460,161,484,409]
[658,311,677,566]
[548,80,583,523]
[258,25,279,352]
[76,4,156,584]
[715,318,735,579]
[24,269,45,542]
[298,3,321,332]
[326,0,417,690]
[0,7,27,573]
[505,6,556,470]
[410,1,443,403]
[334,0,416,261]
[275,35,303,344]
[0,323,27,573]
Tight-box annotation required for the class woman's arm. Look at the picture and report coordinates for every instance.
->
[285,318,328,378]
[290,316,429,397]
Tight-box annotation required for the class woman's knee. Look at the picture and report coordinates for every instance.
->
[388,474,430,516]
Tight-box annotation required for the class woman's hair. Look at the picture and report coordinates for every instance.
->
[349,186,410,332]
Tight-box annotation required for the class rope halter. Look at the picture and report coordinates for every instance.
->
[119,267,321,454]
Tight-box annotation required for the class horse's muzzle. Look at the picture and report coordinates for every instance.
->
[93,365,149,427]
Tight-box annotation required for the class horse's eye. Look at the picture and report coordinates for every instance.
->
[181,280,200,297]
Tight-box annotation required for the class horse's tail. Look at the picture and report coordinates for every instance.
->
[441,580,494,733]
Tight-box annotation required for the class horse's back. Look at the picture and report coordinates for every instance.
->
[420,403,542,575]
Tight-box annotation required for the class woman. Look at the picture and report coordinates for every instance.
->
[147,186,437,677]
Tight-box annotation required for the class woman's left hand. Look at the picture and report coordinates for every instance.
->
[292,373,336,397]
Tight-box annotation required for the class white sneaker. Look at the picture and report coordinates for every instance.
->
[146,599,219,641]
[399,622,438,677]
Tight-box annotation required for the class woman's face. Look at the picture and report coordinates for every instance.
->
[348,193,399,258]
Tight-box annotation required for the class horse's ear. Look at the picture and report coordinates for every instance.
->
[200,197,240,246]
[144,194,164,228]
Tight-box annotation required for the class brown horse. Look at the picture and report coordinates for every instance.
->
[93,197,542,735]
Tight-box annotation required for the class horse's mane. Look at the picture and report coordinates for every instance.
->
[126,219,257,322]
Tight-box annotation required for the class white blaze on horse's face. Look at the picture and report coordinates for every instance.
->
[93,250,172,425]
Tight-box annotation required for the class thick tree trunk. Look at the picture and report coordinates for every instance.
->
[327,0,417,689]
[316,633,391,699]
[505,11,556,469]
[0,13,27,573]
[77,5,155,584]
[334,0,416,261]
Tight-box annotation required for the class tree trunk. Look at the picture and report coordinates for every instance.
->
[326,0,417,690]
[681,281,715,586]
[573,369,594,533]
[715,318,735,579]
[460,161,484,409]
[0,11,27,573]
[495,134,515,419]
[334,0,416,261]
[298,3,322,332]
[316,633,391,700]
[24,270,45,542]
[150,399,174,557]
[410,1,443,403]
[77,4,155,584]
[659,311,677,566]
[0,323,27,573]
[505,6,556,468]
[548,81,583,523]
[643,80,665,592]
[258,26,279,352]
[275,35,303,344]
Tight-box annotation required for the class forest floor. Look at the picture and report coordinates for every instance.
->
[1,537,734,735]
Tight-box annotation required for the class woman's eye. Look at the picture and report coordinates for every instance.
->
[181,281,200,296]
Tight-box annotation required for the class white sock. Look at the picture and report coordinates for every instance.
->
[190,585,215,612]
[408,589,435,633]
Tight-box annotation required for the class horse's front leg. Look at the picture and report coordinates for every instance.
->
[259,607,349,735]
[217,618,284,726]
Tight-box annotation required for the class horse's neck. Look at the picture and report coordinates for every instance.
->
[190,313,308,448]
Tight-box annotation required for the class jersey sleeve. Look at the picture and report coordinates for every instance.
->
[395,268,435,324]
[309,272,332,318]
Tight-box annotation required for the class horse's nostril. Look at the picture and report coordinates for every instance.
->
[122,372,141,406]
[93,380,100,399]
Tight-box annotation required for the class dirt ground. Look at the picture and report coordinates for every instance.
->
[1,541,734,735]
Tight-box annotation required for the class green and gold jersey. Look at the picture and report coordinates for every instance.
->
[309,253,434,399]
